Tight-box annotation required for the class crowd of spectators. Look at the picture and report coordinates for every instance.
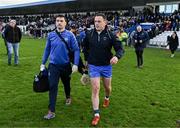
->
[0,9,179,40]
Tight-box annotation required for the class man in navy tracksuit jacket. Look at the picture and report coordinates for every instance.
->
[41,15,80,119]
[133,25,149,68]
[82,13,124,126]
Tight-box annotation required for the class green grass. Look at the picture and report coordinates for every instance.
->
[0,37,180,127]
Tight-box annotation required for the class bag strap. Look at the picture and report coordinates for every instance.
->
[55,30,71,53]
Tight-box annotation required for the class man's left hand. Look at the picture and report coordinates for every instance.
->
[72,65,78,73]
[110,56,118,65]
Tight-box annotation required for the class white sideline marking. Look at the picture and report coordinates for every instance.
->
[20,56,38,60]
[0,56,38,62]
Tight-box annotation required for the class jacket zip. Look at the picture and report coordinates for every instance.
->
[98,34,100,42]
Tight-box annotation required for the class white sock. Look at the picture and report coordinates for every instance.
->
[95,113,100,117]
[105,96,109,100]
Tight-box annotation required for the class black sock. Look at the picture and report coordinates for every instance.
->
[105,96,109,99]
[94,109,100,116]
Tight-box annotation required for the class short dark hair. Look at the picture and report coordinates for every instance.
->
[173,31,177,35]
[55,15,67,22]
[95,13,107,20]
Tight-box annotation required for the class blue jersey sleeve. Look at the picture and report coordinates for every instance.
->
[42,35,51,64]
[70,33,80,65]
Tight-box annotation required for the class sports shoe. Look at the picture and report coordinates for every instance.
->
[176,120,180,127]
[91,116,100,126]
[65,98,71,105]
[44,112,55,120]
[138,65,143,68]
[103,99,110,108]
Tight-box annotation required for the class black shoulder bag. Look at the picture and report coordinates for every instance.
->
[55,30,74,62]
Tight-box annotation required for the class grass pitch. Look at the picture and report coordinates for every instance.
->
[0,37,180,127]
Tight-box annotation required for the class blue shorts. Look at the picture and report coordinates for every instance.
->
[88,64,112,78]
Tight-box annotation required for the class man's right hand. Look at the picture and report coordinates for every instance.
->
[40,64,45,71]
[110,56,118,65]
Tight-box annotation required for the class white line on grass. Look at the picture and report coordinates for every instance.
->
[0,56,38,62]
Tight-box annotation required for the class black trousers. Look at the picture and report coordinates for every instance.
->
[135,50,144,66]
[171,50,175,54]
[48,63,72,112]
[170,48,177,54]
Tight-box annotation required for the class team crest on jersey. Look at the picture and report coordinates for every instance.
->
[64,38,68,42]
[103,36,108,41]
